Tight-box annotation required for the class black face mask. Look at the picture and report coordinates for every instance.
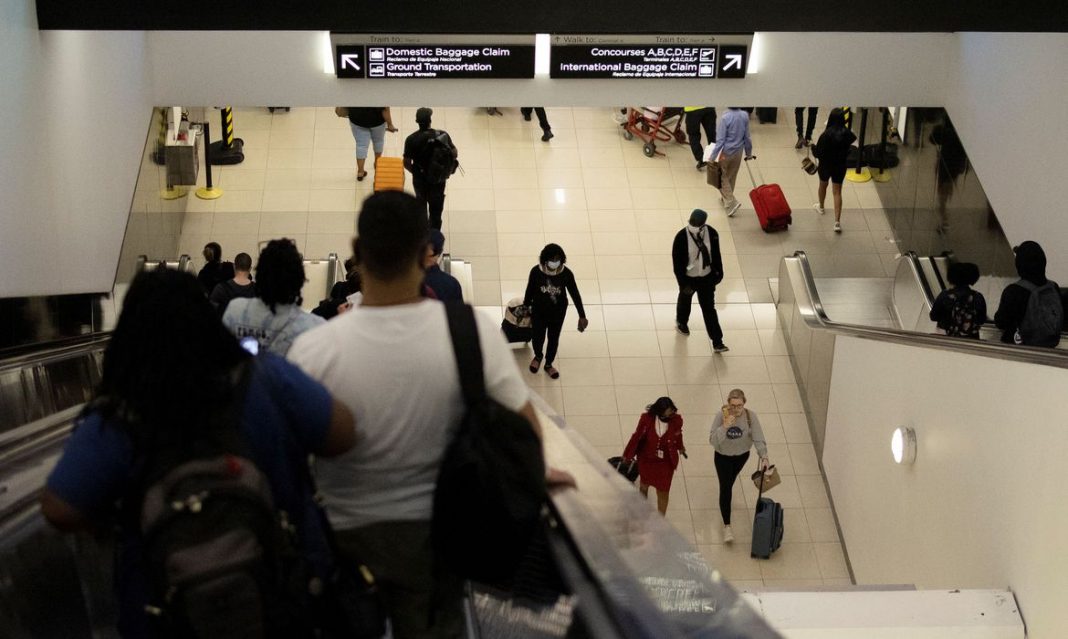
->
[658,415,671,423]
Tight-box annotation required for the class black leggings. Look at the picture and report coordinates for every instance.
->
[531,309,566,365]
[714,450,750,525]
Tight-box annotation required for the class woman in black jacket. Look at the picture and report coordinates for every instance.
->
[812,108,857,233]
[524,244,588,379]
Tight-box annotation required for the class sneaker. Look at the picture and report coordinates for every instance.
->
[541,130,554,142]
[676,322,690,336]
[696,161,707,171]
[723,525,735,543]
[713,342,730,353]
[813,203,825,215]
[794,136,804,150]
[834,221,842,233]
[727,200,742,217]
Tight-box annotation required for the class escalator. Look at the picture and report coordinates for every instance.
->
[0,332,779,639]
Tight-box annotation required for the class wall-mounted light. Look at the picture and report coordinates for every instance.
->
[891,427,916,465]
[321,32,335,74]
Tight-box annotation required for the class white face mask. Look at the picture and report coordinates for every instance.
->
[688,224,703,234]
[546,260,562,271]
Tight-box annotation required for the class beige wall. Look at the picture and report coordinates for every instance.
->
[823,336,1068,638]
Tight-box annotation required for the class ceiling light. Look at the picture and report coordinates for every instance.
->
[891,427,916,465]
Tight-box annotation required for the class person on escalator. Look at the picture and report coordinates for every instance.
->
[994,241,1065,347]
[622,397,686,515]
[929,262,987,339]
[39,268,356,639]
[209,251,255,316]
[196,241,235,296]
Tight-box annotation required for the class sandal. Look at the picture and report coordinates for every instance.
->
[529,357,542,373]
[545,365,559,379]
[356,171,368,182]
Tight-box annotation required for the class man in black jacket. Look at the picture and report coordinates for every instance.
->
[672,209,728,352]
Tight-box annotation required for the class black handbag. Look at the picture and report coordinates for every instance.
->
[607,456,640,482]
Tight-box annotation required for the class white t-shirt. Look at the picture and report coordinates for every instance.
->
[222,298,324,357]
[287,299,530,530]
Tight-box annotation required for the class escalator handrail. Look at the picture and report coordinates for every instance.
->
[788,250,1068,368]
[0,333,110,374]
[903,251,937,308]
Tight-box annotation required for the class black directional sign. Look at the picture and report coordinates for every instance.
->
[717,45,748,79]
[550,35,750,79]
[331,34,535,79]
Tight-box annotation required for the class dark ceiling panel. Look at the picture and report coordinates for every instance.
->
[35,0,1068,32]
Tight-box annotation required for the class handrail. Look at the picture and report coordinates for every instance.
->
[903,251,937,308]
[788,251,1068,368]
[0,333,110,373]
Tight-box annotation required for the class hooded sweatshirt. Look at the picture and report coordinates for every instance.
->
[994,241,1062,343]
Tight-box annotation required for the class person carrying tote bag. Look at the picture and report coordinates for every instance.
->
[709,388,770,543]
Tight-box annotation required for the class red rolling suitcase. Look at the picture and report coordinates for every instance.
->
[744,159,791,232]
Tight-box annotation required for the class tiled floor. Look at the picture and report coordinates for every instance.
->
[178,106,904,588]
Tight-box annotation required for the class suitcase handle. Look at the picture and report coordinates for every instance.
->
[743,155,765,186]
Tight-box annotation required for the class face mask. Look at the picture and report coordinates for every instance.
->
[658,415,671,423]
[546,260,562,270]
[688,224,703,234]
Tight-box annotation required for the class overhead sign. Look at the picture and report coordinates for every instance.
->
[330,34,535,79]
[550,34,751,79]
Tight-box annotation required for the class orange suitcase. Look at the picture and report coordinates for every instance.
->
[374,157,405,192]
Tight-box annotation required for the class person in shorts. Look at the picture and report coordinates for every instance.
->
[812,108,857,232]
[345,107,398,182]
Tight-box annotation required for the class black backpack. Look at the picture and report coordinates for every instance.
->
[134,362,310,638]
[433,303,546,585]
[1016,279,1063,347]
[421,130,459,184]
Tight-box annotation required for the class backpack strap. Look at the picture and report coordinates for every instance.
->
[444,302,487,406]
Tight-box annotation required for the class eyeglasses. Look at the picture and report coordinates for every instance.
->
[727,403,745,408]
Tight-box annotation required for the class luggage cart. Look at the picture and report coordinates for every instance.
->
[620,107,687,157]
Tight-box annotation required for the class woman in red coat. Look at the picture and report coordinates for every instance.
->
[622,397,686,515]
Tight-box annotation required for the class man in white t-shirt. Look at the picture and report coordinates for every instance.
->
[289,191,569,639]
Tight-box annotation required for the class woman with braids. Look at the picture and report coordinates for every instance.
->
[39,268,355,638]
[223,238,324,356]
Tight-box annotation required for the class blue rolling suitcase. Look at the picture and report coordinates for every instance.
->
[751,469,784,559]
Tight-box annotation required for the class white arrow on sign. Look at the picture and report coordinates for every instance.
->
[723,54,743,71]
[341,54,361,71]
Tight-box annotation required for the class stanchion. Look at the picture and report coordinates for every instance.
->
[846,107,872,183]
[872,108,893,183]
[841,106,853,130]
[208,106,245,165]
[195,121,224,200]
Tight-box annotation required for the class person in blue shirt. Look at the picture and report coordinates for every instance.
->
[423,229,463,302]
[704,107,755,218]
[40,268,356,638]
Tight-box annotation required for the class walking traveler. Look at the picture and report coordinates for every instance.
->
[41,268,355,639]
[812,108,857,232]
[672,209,728,352]
[345,106,398,182]
[794,107,819,148]
[288,191,572,639]
[709,388,769,543]
[622,397,686,515]
[684,106,717,169]
[223,238,324,356]
[524,243,589,379]
[929,262,987,339]
[209,251,255,316]
[404,107,458,230]
[521,107,554,142]
[995,240,1065,347]
[704,107,754,217]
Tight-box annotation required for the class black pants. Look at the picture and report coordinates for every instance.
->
[685,108,717,162]
[413,177,447,230]
[675,273,724,344]
[714,450,750,525]
[531,308,566,365]
[795,107,818,140]
[521,107,551,131]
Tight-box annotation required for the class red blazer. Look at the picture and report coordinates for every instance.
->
[623,413,685,469]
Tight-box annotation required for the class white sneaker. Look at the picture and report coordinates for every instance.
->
[723,525,735,543]
[813,203,825,215]
[834,221,842,233]
[727,200,742,217]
